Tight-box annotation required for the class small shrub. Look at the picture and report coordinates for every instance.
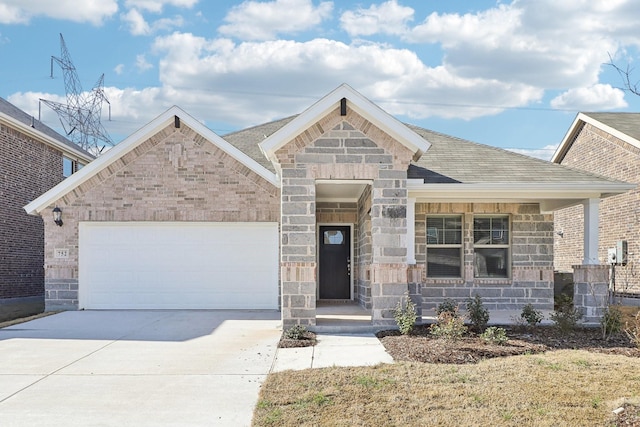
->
[480,327,508,345]
[625,310,640,349]
[601,305,623,341]
[394,294,417,335]
[436,299,458,316]
[466,295,489,333]
[283,324,308,340]
[520,303,543,327]
[550,296,583,333]
[430,308,467,340]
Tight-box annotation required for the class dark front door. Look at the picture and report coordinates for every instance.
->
[319,225,351,299]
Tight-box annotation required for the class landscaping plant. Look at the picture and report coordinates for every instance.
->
[466,295,489,333]
[435,299,458,316]
[625,310,640,349]
[283,324,308,340]
[520,303,543,327]
[550,295,583,333]
[394,293,417,335]
[430,307,467,340]
[480,326,508,345]
[600,305,623,341]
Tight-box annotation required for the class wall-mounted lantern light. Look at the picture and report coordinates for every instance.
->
[53,207,63,227]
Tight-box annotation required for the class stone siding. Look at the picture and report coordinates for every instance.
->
[416,203,554,311]
[43,123,280,310]
[555,122,640,294]
[276,106,415,327]
[0,120,65,317]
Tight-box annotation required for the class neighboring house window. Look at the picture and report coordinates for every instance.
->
[474,216,510,278]
[63,157,84,177]
[426,216,463,278]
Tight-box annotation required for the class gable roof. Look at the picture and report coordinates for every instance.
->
[24,105,278,215]
[552,112,640,163]
[259,84,430,173]
[0,96,93,162]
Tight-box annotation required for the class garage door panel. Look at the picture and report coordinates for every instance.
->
[79,222,279,309]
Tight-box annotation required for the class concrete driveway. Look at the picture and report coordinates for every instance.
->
[0,310,281,427]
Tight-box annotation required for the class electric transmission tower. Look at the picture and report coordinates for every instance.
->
[40,33,114,153]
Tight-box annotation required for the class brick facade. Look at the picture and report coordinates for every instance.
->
[0,121,65,319]
[555,122,640,294]
[416,202,555,311]
[43,123,280,310]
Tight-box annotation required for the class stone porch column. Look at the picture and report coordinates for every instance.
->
[370,173,409,325]
[573,264,609,326]
[280,169,316,328]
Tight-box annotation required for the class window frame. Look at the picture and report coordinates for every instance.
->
[425,215,464,279]
[473,215,511,279]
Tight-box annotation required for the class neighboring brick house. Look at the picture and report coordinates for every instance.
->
[24,85,633,327]
[553,113,640,295]
[0,97,93,321]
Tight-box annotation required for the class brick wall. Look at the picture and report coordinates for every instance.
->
[43,123,280,310]
[0,122,63,305]
[555,123,640,294]
[416,202,554,311]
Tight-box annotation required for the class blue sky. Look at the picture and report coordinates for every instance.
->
[2,0,640,159]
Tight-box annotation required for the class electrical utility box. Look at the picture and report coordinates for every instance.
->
[607,240,628,265]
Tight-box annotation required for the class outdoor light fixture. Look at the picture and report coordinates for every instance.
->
[53,207,63,227]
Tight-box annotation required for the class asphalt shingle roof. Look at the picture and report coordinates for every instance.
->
[407,126,619,184]
[582,112,640,143]
[221,115,620,185]
[0,96,93,158]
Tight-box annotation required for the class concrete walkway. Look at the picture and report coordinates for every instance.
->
[272,333,393,372]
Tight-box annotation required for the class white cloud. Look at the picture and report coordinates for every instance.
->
[149,33,542,126]
[114,64,125,75]
[0,0,117,25]
[550,84,628,110]
[124,0,198,13]
[397,0,640,91]
[218,0,333,41]
[135,54,154,72]
[122,8,150,35]
[507,144,558,161]
[121,8,184,35]
[340,0,414,37]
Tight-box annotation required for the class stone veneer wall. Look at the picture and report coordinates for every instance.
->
[416,202,554,311]
[357,186,372,309]
[276,106,415,327]
[43,123,280,310]
[555,122,640,294]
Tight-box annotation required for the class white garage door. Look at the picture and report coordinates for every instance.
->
[79,222,279,310]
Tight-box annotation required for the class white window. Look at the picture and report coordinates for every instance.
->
[474,216,510,278]
[63,157,84,177]
[426,216,463,278]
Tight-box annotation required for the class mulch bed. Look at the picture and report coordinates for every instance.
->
[376,324,640,364]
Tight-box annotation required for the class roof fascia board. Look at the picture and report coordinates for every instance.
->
[552,113,640,163]
[0,112,93,162]
[408,182,636,203]
[25,106,278,215]
[259,84,430,166]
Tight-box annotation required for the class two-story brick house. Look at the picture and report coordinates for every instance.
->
[1,97,93,321]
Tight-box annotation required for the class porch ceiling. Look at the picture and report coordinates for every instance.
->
[316,182,368,202]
